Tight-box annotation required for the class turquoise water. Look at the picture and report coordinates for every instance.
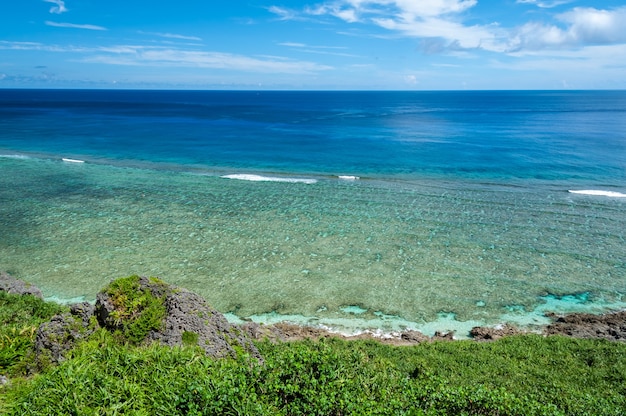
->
[1,156,624,335]
[1,90,625,336]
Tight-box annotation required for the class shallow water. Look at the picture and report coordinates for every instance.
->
[1,89,625,336]
[1,155,624,335]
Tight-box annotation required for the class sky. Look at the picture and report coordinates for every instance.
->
[1,0,626,89]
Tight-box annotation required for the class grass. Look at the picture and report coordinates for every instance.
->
[0,291,66,376]
[2,282,626,415]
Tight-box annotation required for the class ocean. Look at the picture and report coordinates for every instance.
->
[1,89,625,336]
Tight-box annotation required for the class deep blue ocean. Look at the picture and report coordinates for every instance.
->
[1,89,625,336]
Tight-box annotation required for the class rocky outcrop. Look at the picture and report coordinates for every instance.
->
[0,271,43,298]
[95,276,263,362]
[470,324,523,341]
[544,311,626,341]
[34,302,98,367]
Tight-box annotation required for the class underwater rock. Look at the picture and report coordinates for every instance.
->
[0,271,43,299]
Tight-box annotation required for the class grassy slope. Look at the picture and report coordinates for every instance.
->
[1,292,626,415]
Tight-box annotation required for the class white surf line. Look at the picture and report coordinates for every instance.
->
[221,174,317,184]
[568,190,626,198]
[62,158,85,164]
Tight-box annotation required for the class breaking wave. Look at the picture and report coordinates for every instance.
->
[221,174,317,184]
[568,190,626,198]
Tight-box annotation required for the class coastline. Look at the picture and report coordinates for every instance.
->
[3,272,625,345]
[237,309,626,345]
[4,273,626,415]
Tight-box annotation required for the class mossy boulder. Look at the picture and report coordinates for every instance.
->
[33,302,98,368]
[95,275,262,362]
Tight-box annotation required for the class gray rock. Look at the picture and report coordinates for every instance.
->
[70,302,96,326]
[34,302,98,367]
[95,276,263,362]
[0,271,43,298]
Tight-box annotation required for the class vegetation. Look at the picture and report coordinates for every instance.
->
[104,275,167,344]
[2,287,626,415]
[0,291,66,376]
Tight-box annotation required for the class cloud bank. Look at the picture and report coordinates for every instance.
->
[510,7,626,52]
[270,1,626,54]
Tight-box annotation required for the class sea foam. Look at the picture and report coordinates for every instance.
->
[221,174,317,184]
[568,190,626,198]
[62,158,85,164]
[0,154,30,159]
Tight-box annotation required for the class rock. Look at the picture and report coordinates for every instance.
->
[544,310,626,341]
[34,303,99,367]
[0,271,43,299]
[239,322,432,345]
[400,330,430,343]
[470,324,523,341]
[433,331,456,341]
[70,302,96,326]
[95,276,263,362]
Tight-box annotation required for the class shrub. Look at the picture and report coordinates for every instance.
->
[104,275,167,345]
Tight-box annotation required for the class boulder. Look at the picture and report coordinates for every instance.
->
[0,271,43,298]
[470,324,523,341]
[95,275,263,362]
[34,302,98,367]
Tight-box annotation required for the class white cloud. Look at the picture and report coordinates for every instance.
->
[404,74,417,84]
[1,38,332,74]
[306,0,477,21]
[45,21,107,31]
[43,0,68,14]
[284,1,626,56]
[306,4,360,22]
[0,41,45,50]
[516,0,573,8]
[295,0,509,52]
[559,7,626,44]
[139,31,202,41]
[278,42,358,57]
[279,42,307,47]
[508,7,626,51]
[84,48,332,73]
[268,6,298,20]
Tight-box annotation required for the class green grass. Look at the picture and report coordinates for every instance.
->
[0,291,66,376]
[3,331,626,415]
[2,283,626,415]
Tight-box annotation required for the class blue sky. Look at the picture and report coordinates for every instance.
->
[1,0,626,89]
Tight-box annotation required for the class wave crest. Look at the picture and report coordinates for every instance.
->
[221,174,317,184]
[568,190,626,198]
